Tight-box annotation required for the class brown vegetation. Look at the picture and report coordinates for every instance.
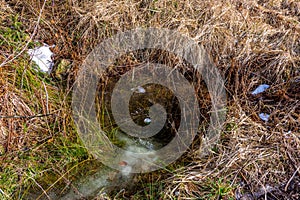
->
[0,0,299,199]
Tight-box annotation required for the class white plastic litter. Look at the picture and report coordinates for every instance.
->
[137,86,146,93]
[28,44,54,73]
[259,113,270,122]
[131,86,146,93]
[251,84,270,95]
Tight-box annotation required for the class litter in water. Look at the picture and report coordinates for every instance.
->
[144,117,151,124]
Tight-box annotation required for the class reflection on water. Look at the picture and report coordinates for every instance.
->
[25,129,161,200]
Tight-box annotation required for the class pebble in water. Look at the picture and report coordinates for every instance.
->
[144,117,151,124]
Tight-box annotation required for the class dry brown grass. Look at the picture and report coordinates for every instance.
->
[1,0,299,199]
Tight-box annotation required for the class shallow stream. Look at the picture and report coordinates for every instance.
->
[24,130,162,200]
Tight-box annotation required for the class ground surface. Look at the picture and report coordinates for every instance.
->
[0,0,299,199]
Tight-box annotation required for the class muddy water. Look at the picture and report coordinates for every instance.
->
[24,65,202,199]
[24,129,161,200]
[56,84,186,199]
[62,132,162,199]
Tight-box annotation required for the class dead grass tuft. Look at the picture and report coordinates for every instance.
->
[1,0,299,199]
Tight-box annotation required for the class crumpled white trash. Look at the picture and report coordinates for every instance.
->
[28,44,55,73]
[251,84,270,95]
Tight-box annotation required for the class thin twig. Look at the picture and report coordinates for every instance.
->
[0,188,10,198]
[0,113,55,119]
[42,81,49,114]
[28,177,51,200]
[285,165,300,192]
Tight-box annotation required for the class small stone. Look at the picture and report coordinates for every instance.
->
[144,117,151,124]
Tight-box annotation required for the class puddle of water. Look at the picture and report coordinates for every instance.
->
[25,64,198,199]
[57,132,160,199]
[24,129,161,199]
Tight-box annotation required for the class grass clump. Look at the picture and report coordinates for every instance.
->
[0,2,90,199]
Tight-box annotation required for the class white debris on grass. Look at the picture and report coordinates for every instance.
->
[259,113,270,122]
[27,44,55,73]
[251,84,270,95]
[131,86,146,93]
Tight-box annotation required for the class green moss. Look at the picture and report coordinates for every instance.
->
[0,14,37,52]
[0,167,19,199]
[201,178,235,200]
